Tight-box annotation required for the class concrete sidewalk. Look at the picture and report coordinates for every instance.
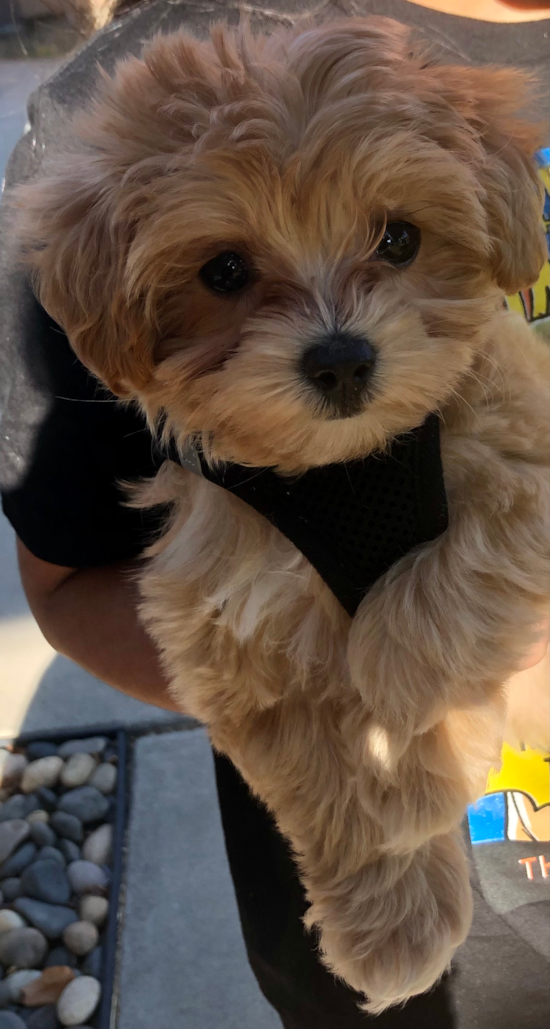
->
[118,728,281,1029]
[0,30,281,1028]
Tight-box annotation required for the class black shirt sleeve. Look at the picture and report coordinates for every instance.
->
[0,282,165,567]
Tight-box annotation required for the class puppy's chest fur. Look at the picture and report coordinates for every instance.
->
[139,458,351,728]
[137,319,549,734]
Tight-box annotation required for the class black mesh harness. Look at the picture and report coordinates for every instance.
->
[163,412,448,616]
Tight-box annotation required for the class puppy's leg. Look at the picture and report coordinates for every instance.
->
[226,698,483,1013]
[333,321,549,1007]
[348,320,549,741]
[347,500,548,744]
[309,701,505,1011]
[308,829,472,1015]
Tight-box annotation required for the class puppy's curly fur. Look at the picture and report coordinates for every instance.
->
[19,15,550,1011]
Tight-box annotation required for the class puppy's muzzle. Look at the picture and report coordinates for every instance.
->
[301,332,377,419]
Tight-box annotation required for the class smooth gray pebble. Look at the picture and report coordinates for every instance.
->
[23,1004,61,1029]
[49,815,82,845]
[37,848,64,867]
[56,840,80,864]
[20,860,71,906]
[57,738,107,759]
[56,789,108,826]
[28,824,55,850]
[0,844,37,880]
[13,899,77,941]
[24,744,58,762]
[0,927,47,971]
[80,946,102,979]
[0,1013,27,1029]
[66,862,106,896]
[1,878,22,901]
[33,790,56,814]
[0,798,38,824]
[44,947,77,970]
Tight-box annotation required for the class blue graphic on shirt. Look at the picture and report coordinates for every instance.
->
[468,793,506,844]
[536,148,550,238]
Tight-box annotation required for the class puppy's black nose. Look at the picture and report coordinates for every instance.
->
[301,333,377,417]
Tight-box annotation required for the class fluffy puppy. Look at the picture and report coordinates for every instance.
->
[18,15,549,1012]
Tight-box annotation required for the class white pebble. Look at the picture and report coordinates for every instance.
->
[62,920,98,957]
[26,809,50,824]
[0,910,26,934]
[57,975,101,1025]
[88,763,116,795]
[79,895,108,927]
[21,757,64,793]
[82,824,112,866]
[60,754,97,789]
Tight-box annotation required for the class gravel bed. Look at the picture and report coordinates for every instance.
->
[0,732,124,1029]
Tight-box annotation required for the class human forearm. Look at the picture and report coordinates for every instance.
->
[17,538,181,712]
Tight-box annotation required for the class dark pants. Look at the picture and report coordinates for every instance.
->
[214,752,456,1029]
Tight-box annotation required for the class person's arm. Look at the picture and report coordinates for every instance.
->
[17,533,547,719]
[16,536,181,713]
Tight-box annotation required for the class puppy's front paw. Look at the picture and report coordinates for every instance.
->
[346,542,489,734]
[347,585,440,734]
[305,831,472,1014]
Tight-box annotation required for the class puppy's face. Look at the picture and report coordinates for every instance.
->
[22,17,546,470]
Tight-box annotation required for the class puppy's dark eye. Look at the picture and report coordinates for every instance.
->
[200,251,249,294]
[375,222,420,266]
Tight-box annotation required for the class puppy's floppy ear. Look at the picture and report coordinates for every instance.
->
[16,158,153,398]
[16,32,221,396]
[427,63,546,294]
